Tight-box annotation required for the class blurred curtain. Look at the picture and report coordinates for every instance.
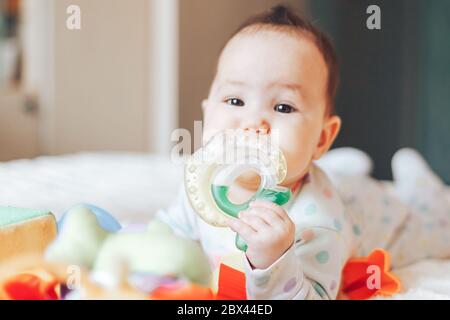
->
[307,0,450,183]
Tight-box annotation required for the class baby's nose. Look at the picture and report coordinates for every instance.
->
[243,120,270,134]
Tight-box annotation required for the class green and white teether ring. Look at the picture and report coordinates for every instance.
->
[185,131,291,252]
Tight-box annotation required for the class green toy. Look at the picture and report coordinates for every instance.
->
[0,206,57,262]
[185,131,292,252]
[45,205,211,285]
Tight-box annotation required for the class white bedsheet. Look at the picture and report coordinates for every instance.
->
[0,152,183,225]
[0,152,449,299]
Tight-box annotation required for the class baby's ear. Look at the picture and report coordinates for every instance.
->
[313,115,341,160]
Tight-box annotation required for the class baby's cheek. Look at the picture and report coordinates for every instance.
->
[286,153,310,181]
[202,122,226,144]
[203,112,238,141]
[282,138,315,180]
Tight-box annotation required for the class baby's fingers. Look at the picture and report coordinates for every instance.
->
[242,207,282,227]
[228,217,257,241]
[249,199,289,221]
[239,211,270,232]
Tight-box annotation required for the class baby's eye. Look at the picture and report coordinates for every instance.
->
[274,103,296,114]
[225,98,245,107]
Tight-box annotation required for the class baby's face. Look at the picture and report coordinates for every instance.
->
[202,29,340,187]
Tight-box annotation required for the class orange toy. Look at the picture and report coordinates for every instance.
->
[342,248,401,300]
[150,263,247,300]
[2,272,59,300]
[213,249,401,300]
[150,283,214,300]
[216,263,247,300]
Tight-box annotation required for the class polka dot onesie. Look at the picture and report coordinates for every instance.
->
[155,149,450,300]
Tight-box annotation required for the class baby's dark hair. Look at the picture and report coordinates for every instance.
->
[228,5,339,115]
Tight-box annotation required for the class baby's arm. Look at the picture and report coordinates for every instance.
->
[154,184,200,241]
[244,226,348,300]
[234,165,352,300]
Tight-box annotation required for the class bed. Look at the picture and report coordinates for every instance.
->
[0,152,449,299]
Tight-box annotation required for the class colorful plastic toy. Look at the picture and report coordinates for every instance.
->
[0,255,148,300]
[342,248,401,299]
[1,272,59,300]
[215,263,247,300]
[0,206,57,262]
[45,204,211,286]
[150,282,215,300]
[94,220,211,286]
[209,249,402,300]
[185,131,291,251]
[58,203,121,232]
[45,205,111,269]
[0,204,213,300]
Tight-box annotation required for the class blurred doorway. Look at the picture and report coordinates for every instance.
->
[0,0,39,161]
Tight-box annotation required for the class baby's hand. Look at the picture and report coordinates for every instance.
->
[228,199,295,270]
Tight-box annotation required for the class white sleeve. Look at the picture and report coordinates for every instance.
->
[244,164,353,300]
[153,184,200,241]
[244,227,348,300]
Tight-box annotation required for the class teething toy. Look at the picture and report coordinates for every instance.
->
[185,131,292,251]
[0,206,57,262]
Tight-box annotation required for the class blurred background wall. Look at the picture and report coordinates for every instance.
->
[307,0,450,182]
[0,0,448,182]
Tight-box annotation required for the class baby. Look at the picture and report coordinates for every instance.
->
[156,5,450,299]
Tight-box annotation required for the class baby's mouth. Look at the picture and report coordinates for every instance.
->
[235,171,261,190]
